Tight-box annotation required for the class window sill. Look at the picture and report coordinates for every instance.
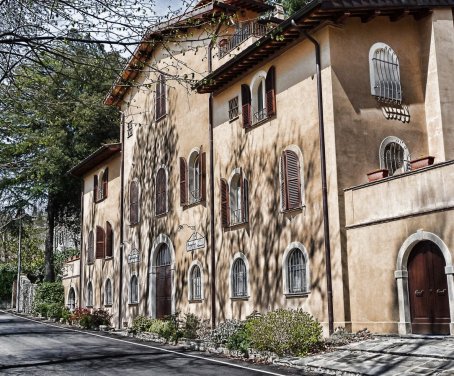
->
[224,221,248,230]
[155,114,167,122]
[155,211,168,218]
[230,296,249,301]
[189,299,203,304]
[281,205,305,214]
[87,262,94,266]
[86,305,93,308]
[244,114,275,130]
[105,256,114,261]
[129,221,140,227]
[94,197,107,204]
[183,199,205,209]
[229,115,239,123]
[128,302,139,306]
[104,304,112,307]
[285,291,310,298]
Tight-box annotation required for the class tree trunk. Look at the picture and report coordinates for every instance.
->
[44,197,55,282]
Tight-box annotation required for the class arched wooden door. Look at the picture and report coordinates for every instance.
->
[155,244,171,318]
[408,241,450,334]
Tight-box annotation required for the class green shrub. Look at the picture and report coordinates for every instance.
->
[34,282,64,305]
[182,313,200,339]
[61,307,72,323]
[132,315,154,334]
[79,313,93,329]
[209,319,243,347]
[158,313,183,343]
[148,319,167,334]
[246,309,322,356]
[47,303,64,319]
[70,308,91,327]
[35,302,49,317]
[226,324,251,356]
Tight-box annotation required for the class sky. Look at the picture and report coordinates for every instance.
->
[153,0,197,17]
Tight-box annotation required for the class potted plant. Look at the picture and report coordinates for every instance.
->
[410,155,435,170]
[367,168,389,182]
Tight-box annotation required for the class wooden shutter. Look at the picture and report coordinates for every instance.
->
[105,222,113,258]
[220,178,230,227]
[280,153,287,210]
[96,226,105,259]
[156,75,161,119]
[130,181,139,224]
[241,84,252,128]
[156,168,166,215]
[266,66,276,117]
[180,157,188,206]
[102,168,108,199]
[242,176,249,223]
[284,150,302,209]
[93,175,98,202]
[87,231,94,264]
[161,76,166,117]
[200,152,206,201]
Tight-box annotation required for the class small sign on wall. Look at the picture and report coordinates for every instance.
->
[186,232,206,252]
[128,248,140,264]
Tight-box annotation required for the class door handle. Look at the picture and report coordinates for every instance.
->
[415,290,424,297]
[436,289,447,296]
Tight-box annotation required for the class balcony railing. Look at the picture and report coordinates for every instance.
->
[253,108,268,124]
[219,21,267,58]
[230,208,246,226]
[189,188,201,204]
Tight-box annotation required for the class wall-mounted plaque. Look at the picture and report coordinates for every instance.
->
[128,248,140,264]
[186,232,205,252]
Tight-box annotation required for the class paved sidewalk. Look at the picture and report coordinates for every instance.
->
[276,336,454,375]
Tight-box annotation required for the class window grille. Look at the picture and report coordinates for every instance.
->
[156,168,167,215]
[232,258,247,298]
[190,266,202,300]
[383,141,408,175]
[68,288,76,311]
[155,74,166,120]
[87,282,93,307]
[156,245,171,267]
[130,275,138,303]
[105,279,112,305]
[189,153,201,204]
[87,231,94,264]
[287,249,306,294]
[127,121,133,138]
[370,43,402,104]
[228,96,239,120]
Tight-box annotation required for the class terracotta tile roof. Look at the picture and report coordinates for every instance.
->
[69,143,121,177]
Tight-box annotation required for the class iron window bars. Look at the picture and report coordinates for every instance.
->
[287,249,306,294]
[232,258,247,298]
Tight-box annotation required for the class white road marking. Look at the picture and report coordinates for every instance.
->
[2,311,287,376]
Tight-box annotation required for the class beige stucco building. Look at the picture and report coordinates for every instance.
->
[67,0,454,336]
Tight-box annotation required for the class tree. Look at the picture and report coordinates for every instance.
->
[0,39,122,281]
[279,0,312,16]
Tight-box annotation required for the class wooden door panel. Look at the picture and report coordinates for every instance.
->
[156,265,171,319]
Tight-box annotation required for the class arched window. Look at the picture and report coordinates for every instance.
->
[379,136,411,176]
[87,231,94,264]
[369,43,401,104]
[68,288,76,311]
[94,169,108,202]
[280,149,303,211]
[254,77,266,122]
[129,180,139,224]
[130,275,138,304]
[190,265,202,301]
[105,222,113,258]
[96,226,105,259]
[87,282,93,307]
[155,74,166,120]
[105,279,112,306]
[180,152,206,206]
[222,169,248,227]
[156,167,167,215]
[231,256,248,298]
[156,245,171,266]
[287,249,307,294]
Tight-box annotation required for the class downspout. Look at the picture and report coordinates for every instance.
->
[118,112,125,329]
[291,20,334,335]
[208,21,223,329]
[79,180,84,309]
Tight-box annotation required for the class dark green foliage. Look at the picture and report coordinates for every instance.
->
[34,282,64,305]
[0,264,15,303]
[208,319,244,347]
[226,324,251,356]
[131,315,154,334]
[278,0,312,15]
[91,309,112,328]
[182,313,201,339]
[246,309,322,356]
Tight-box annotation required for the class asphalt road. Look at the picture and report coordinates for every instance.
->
[0,311,303,375]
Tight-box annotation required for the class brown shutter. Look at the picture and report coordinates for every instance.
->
[156,168,166,215]
[280,152,287,210]
[266,66,276,117]
[102,168,108,199]
[94,175,98,202]
[88,231,94,264]
[105,222,113,258]
[96,226,105,259]
[285,150,301,209]
[220,178,230,227]
[200,152,206,201]
[180,157,188,206]
[242,176,249,223]
[156,75,161,119]
[130,181,139,224]
[161,76,166,117]
[241,84,252,128]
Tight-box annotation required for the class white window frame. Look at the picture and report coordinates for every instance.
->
[188,148,201,204]
[130,274,139,304]
[188,260,204,302]
[104,278,112,306]
[230,252,250,299]
[250,70,267,124]
[379,136,411,176]
[282,242,311,297]
[67,287,76,311]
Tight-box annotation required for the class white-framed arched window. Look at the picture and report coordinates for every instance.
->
[379,136,411,176]
[283,242,310,296]
[369,42,401,104]
[155,166,168,215]
[189,150,201,204]
[130,275,138,304]
[188,261,203,301]
[179,149,206,206]
[94,168,108,202]
[87,281,93,307]
[67,287,76,311]
[221,168,248,227]
[230,253,249,299]
[104,278,112,306]
[279,145,304,211]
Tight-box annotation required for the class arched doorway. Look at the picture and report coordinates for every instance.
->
[408,241,450,334]
[155,244,171,318]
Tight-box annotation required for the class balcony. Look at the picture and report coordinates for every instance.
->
[344,161,454,228]
[218,21,267,59]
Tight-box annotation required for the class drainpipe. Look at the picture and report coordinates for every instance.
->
[118,112,125,329]
[208,21,223,329]
[79,180,84,309]
[291,20,334,335]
